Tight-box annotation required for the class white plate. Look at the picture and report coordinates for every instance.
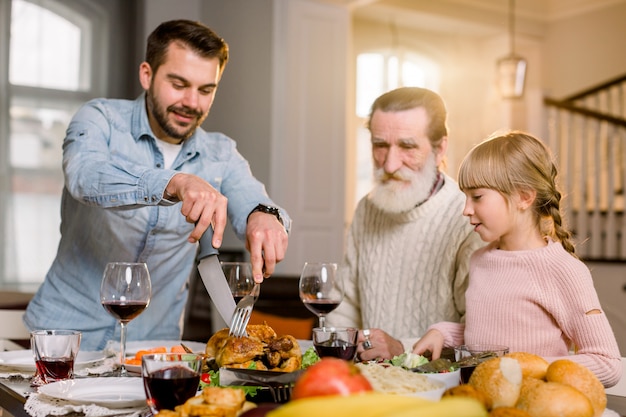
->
[38,377,146,408]
[112,340,207,374]
[108,340,207,356]
[0,350,106,372]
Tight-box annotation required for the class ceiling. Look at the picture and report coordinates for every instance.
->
[318,0,625,36]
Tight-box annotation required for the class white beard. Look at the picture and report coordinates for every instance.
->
[368,152,439,214]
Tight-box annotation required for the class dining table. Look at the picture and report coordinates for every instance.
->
[1,342,625,417]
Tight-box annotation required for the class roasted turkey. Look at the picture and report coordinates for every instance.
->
[206,323,302,372]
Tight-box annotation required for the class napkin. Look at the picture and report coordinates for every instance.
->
[25,393,148,417]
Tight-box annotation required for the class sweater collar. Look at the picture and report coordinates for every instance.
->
[416,171,445,208]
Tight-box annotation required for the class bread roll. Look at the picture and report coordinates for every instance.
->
[469,357,523,408]
[489,407,532,417]
[545,359,606,417]
[443,384,492,410]
[504,352,548,380]
[516,378,593,417]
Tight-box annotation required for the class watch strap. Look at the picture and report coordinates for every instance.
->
[247,204,283,225]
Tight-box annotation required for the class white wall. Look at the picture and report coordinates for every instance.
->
[543,2,626,99]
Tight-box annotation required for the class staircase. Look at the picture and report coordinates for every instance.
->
[544,74,626,260]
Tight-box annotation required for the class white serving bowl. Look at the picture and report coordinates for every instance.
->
[405,378,447,401]
[419,369,461,390]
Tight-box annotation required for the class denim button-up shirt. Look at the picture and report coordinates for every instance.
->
[24,95,291,350]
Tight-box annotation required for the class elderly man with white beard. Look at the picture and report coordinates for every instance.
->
[325,87,484,361]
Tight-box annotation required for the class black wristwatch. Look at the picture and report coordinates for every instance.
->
[247,204,283,225]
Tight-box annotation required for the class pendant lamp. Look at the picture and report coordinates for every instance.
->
[497,0,527,98]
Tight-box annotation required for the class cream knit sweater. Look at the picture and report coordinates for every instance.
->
[326,174,484,351]
[431,239,623,387]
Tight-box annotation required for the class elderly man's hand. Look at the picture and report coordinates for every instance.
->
[356,328,404,361]
[245,211,288,282]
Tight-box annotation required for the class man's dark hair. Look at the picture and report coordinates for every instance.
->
[367,87,448,149]
[145,19,229,74]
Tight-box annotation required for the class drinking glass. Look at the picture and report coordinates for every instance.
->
[30,329,81,386]
[100,262,152,376]
[299,262,343,328]
[142,352,203,414]
[221,261,254,303]
[312,327,358,361]
[454,344,509,384]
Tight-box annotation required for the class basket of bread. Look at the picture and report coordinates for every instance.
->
[443,351,607,417]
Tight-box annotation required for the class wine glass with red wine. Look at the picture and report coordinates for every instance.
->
[299,262,343,328]
[100,262,152,376]
[221,261,254,304]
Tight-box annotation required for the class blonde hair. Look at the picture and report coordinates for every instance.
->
[458,131,576,256]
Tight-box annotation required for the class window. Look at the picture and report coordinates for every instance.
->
[0,0,106,289]
[354,49,440,206]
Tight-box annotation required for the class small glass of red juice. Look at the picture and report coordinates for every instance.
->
[142,353,203,414]
[30,329,81,386]
[454,344,509,384]
[312,327,358,361]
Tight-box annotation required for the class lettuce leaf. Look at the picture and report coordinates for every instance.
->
[390,352,429,369]
[301,346,320,368]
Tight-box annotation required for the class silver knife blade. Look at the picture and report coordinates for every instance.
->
[197,228,236,325]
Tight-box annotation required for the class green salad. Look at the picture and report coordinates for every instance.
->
[388,352,457,373]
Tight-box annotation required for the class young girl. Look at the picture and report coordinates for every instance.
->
[412,131,622,387]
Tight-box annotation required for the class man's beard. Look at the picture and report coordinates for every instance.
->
[368,152,439,214]
[147,87,206,142]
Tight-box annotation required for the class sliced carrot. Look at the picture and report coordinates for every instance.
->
[134,346,167,360]
[170,345,187,353]
[124,357,141,366]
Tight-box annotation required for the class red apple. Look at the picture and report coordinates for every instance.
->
[291,357,373,399]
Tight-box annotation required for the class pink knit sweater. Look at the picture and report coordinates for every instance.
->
[430,239,622,387]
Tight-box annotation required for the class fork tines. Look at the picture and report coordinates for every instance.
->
[229,306,252,337]
[229,283,260,337]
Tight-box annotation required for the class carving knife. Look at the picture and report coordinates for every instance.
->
[197,227,236,325]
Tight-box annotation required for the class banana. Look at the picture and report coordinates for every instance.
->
[267,392,432,417]
[267,393,487,417]
[385,397,488,417]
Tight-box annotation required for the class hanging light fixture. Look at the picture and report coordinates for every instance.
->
[497,0,527,99]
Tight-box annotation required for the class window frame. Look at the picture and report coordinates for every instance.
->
[0,0,109,289]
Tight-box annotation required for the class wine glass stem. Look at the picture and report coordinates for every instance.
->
[119,321,128,376]
[319,315,325,329]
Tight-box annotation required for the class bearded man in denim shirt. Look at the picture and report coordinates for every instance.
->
[24,20,291,350]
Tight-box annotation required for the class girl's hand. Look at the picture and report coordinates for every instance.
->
[412,329,445,360]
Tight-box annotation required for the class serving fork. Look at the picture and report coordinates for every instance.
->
[229,282,260,337]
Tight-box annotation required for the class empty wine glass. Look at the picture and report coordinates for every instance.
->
[299,262,343,328]
[100,262,152,376]
[221,261,254,303]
